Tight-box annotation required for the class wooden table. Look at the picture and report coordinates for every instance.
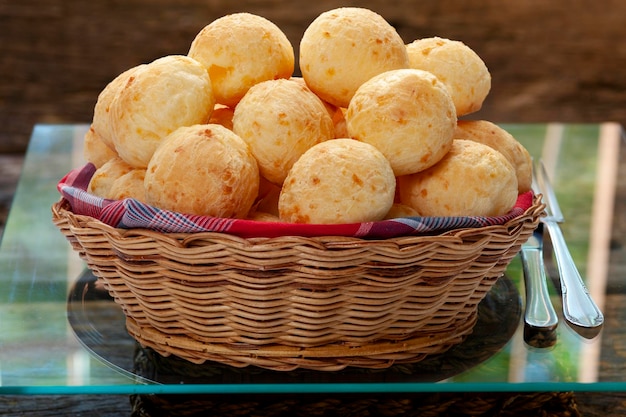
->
[1,124,626,415]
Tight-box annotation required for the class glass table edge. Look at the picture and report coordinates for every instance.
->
[2,381,626,396]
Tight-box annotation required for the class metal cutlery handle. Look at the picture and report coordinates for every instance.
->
[543,220,604,328]
[521,248,558,330]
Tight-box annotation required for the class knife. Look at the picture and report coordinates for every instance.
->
[535,161,604,330]
[520,202,558,332]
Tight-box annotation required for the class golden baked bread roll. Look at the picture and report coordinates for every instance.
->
[254,176,281,217]
[291,76,350,138]
[279,139,396,224]
[289,77,337,116]
[397,139,518,217]
[346,69,456,176]
[87,157,134,198]
[110,55,214,169]
[188,13,294,107]
[406,37,491,116]
[454,120,532,193]
[247,211,281,222]
[331,107,349,139]
[83,125,117,168]
[299,7,409,108]
[384,203,420,219]
[208,104,234,130]
[233,78,334,185]
[144,124,259,218]
[108,169,147,202]
[92,64,145,150]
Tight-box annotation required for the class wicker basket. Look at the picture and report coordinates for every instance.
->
[52,195,543,371]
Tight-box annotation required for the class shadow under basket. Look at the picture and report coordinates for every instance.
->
[52,196,544,372]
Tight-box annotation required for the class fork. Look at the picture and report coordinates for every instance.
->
[518,169,559,348]
[535,161,604,329]
[520,221,559,332]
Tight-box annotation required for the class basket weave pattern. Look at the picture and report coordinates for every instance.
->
[53,196,543,371]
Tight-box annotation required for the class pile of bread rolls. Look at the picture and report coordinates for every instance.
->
[84,7,532,225]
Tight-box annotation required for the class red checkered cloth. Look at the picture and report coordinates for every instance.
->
[57,163,535,239]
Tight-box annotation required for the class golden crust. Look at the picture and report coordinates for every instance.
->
[346,69,456,176]
[188,13,294,107]
[254,176,281,217]
[208,104,234,130]
[233,78,334,185]
[83,125,117,169]
[384,203,420,219]
[87,157,134,198]
[108,169,147,202]
[144,124,259,218]
[397,139,518,217]
[331,107,349,139]
[278,139,396,224]
[289,77,337,116]
[406,37,491,116]
[299,7,409,108]
[247,211,281,222]
[455,120,532,193]
[92,64,145,150]
[110,55,214,169]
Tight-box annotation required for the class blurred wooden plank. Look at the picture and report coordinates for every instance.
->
[2,0,626,153]
[0,395,132,416]
[0,391,624,416]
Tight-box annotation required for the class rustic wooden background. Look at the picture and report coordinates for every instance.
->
[2,0,626,154]
[1,0,626,415]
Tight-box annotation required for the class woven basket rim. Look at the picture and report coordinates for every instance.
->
[52,194,544,243]
[51,194,546,244]
[56,163,538,239]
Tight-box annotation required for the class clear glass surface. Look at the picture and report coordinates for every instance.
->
[0,123,624,394]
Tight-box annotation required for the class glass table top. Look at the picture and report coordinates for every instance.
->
[0,123,624,395]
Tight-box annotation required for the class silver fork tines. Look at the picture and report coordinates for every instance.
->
[535,160,604,329]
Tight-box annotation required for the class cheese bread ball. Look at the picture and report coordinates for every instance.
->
[331,107,349,139]
[346,69,456,176]
[233,78,334,185]
[92,64,145,150]
[255,176,281,217]
[455,120,532,193]
[292,76,349,137]
[279,139,395,224]
[406,37,491,116]
[299,7,410,108]
[188,13,294,107]
[87,157,134,198]
[144,124,259,218]
[397,139,518,217]
[83,125,117,168]
[247,211,281,222]
[108,169,147,202]
[289,77,337,116]
[110,55,214,169]
[384,203,420,219]
[208,104,234,130]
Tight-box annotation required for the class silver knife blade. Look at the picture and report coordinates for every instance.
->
[520,222,559,331]
[536,161,564,222]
